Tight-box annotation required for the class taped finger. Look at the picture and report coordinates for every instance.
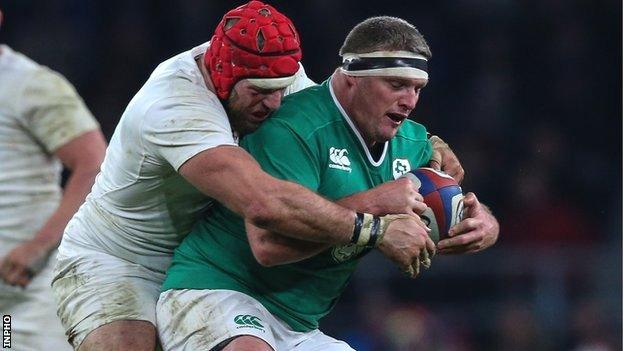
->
[420,247,432,269]
[402,265,416,278]
[410,258,421,277]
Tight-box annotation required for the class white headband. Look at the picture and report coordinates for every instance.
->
[245,75,297,90]
[340,50,429,80]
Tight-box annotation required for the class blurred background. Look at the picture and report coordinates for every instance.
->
[1,0,621,350]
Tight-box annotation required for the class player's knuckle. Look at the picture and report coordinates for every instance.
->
[468,218,480,228]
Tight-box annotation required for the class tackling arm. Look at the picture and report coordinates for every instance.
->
[179,145,356,245]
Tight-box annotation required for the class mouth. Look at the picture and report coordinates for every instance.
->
[385,113,408,126]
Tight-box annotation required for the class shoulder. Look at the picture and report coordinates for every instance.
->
[283,63,317,96]
[136,51,228,132]
[0,47,70,91]
[144,88,225,123]
[266,81,341,139]
[0,46,40,75]
[0,47,77,107]
[145,47,208,101]
[140,91,230,139]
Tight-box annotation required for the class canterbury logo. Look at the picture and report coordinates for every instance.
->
[234,315,264,329]
[329,147,351,172]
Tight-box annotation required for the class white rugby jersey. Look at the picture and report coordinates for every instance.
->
[0,45,99,259]
[60,42,315,274]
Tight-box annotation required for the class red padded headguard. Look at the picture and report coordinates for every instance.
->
[204,1,302,100]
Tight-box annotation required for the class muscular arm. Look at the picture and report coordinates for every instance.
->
[246,178,429,266]
[244,190,386,267]
[179,145,356,245]
[0,130,106,286]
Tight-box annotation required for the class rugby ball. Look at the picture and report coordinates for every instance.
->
[402,167,464,243]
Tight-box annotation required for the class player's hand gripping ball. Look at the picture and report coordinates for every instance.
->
[402,167,464,243]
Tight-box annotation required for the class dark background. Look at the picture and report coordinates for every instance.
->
[1,1,621,350]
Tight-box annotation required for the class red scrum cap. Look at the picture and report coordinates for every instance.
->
[204,1,302,100]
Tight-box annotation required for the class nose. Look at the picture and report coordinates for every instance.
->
[398,89,419,111]
[262,91,283,111]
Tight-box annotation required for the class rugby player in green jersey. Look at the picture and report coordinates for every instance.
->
[157,16,499,351]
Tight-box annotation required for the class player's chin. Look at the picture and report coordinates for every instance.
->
[379,127,400,142]
[237,120,262,136]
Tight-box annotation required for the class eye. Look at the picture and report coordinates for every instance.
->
[247,86,261,96]
[389,80,404,89]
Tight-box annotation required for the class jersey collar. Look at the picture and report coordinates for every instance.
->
[328,78,388,167]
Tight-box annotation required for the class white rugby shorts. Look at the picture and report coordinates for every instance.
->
[51,242,163,349]
[156,289,355,351]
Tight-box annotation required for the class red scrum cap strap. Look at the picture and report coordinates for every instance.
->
[205,1,302,100]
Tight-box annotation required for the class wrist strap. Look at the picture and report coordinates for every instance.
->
[352,213,385,248]
[351,212,364,244]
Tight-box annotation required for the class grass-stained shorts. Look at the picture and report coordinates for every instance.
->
[52,242,163,349]
[156,289,354,351]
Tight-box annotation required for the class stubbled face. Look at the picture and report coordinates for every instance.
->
[349,76,428,145]
[226,80,285,136]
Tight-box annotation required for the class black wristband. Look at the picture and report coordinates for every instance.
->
[351,212,364,244]
[366,216,381,247]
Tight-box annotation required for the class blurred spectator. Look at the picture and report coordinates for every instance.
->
[569,299,618,351]
[502,162,593,245]
[494,302,548,351]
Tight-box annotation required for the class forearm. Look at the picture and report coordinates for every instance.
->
[246,221,331,267]
[246,189,388,266]
[250,179,356,244]
[336,192,382,215]
[31,167,98,251]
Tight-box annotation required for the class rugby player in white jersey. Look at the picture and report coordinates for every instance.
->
[51,2,464,350]
[0,9,107,351]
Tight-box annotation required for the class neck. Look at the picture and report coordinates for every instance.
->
[331,72,376,147]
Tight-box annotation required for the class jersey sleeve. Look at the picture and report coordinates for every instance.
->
[17,68,100,153]
[242,118,321,191]
[283,64,317,96]
[142,97,238,171]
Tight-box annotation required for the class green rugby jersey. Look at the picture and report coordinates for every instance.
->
[162,79,433,332]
